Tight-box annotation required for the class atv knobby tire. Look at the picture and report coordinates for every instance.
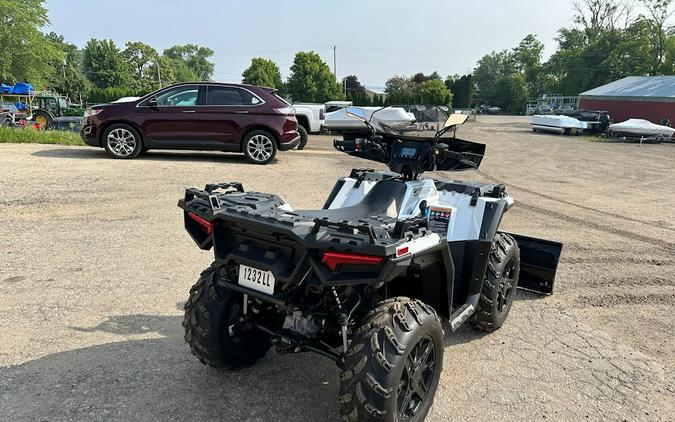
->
[471,233,521,332]
[183,264,272,368]
[339,297,444,422]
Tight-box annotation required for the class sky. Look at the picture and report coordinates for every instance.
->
[44,0,578,89]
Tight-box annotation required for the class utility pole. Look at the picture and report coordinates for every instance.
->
[157,62,162,88]
[333,45,336,77]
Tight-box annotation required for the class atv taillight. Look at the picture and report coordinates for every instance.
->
[321,252,384,271]
[188,212,213,235]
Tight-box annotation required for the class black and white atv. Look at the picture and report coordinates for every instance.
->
[178,107,562,421]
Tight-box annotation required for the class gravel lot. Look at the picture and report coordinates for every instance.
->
[1,116,674,421]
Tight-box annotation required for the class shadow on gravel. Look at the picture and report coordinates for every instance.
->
[31,148,256,164]
[1,314,339,422]
[442,289,547,347]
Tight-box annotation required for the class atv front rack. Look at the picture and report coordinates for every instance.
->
[309,215,429,247]
[310,217,380,243]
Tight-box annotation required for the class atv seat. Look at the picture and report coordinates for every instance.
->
[297,179,407,221]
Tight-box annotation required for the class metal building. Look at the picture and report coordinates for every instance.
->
[579,76,675,124]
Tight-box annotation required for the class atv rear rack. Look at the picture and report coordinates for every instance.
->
[182,182,245,211]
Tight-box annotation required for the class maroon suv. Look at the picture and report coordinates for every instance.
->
[81,82,300,164]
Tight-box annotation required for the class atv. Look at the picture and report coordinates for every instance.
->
[178,107,562,421]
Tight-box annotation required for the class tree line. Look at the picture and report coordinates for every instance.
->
[1,2,216,102]
[1,0,672,112]
[472,0,675,113]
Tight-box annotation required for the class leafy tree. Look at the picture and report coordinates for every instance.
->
[163,44,214,80]
[572,0,629,38]
[492,75,528,113]
[344,75,372,105]
[0,0,60,87]
[385,75,415,103]
[474,50,516,101]
[242,57,283,89]
[82,39,130,88]
[641,0,674,73]
[85,86,148,103]
[166,58,197,83]
[663,31,675,73]
[343,75,365,95]
[513,34,545,97]
[419,79,452,105]
[286,51,343,102]
[412,72,440,84]
[122,41,163,90]
[45,32,88,100]
[450,74,474,108]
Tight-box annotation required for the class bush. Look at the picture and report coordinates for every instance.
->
[85,86,148,104]
[0,126,84,145]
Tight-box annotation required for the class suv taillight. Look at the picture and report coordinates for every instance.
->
[319,108,325,120]
[273,106,294,116]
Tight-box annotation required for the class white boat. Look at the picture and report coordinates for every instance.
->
[325,107,415,131]
[609,119,675,138]
[530,115,588,135]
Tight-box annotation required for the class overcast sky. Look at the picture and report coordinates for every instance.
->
[44,0,578,88]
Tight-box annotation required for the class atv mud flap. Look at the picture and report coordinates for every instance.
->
[502,232,563,295]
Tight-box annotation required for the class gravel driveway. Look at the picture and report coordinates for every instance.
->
[1,116,673,421]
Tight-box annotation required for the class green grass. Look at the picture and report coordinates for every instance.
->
[0,126,84,146]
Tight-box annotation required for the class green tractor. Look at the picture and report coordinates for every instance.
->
[30,92,85,130]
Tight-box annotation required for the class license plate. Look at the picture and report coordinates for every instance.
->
[238,264,275,295]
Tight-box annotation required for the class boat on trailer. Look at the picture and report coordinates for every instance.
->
[608,119,674,139]
[530,115,588,135]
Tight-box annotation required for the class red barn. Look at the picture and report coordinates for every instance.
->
[579,76,675,124]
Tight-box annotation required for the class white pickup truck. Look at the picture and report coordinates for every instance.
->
[292,103,325,149]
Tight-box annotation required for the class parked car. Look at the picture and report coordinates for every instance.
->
[291,103,325,149]
[479,105,502,114]
[535,104,553,115]
[81,82,300,164]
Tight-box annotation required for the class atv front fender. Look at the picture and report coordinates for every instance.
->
[501,232,563,295]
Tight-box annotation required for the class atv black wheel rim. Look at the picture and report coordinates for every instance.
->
[397,336,436,420]
[497,259,516,313]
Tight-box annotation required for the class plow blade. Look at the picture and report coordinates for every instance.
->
[503,232,563,295]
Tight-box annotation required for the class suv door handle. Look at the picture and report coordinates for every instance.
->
[233,110,248,114]
[182,110,196,113]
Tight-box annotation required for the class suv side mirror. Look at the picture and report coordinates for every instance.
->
[147,96,158,107]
